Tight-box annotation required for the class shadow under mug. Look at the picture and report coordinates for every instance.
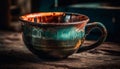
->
[19,12,107,60]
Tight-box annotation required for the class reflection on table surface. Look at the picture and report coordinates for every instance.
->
[0,30,119,69]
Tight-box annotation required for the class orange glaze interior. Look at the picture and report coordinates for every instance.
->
[20,12,88,24]
[21,12,64,23]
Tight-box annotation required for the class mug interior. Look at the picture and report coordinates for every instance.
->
[20,12,89,24]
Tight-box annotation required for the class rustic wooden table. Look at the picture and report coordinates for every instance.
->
[0,30,120,69]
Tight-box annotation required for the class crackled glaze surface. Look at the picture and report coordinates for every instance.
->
[22,22,86,60]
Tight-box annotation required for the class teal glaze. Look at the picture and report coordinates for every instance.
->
[23,25,85,41]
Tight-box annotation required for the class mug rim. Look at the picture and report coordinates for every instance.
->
[19,12,89,26]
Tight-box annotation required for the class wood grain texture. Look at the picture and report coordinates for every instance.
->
[0,31,120,69]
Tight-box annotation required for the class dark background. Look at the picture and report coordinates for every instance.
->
[0,0,120,43]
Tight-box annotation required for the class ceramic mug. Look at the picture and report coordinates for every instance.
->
[19,12,107,60]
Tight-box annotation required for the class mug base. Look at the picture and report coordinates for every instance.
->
[25,44,76,61]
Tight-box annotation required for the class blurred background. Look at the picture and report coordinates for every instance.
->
[0,0,120,43]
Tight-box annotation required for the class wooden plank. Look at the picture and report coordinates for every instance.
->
[0,31,120,69]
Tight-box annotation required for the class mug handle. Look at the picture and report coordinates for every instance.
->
[77,22,107,52]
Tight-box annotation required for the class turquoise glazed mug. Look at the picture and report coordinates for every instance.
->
[19,12,107,60]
